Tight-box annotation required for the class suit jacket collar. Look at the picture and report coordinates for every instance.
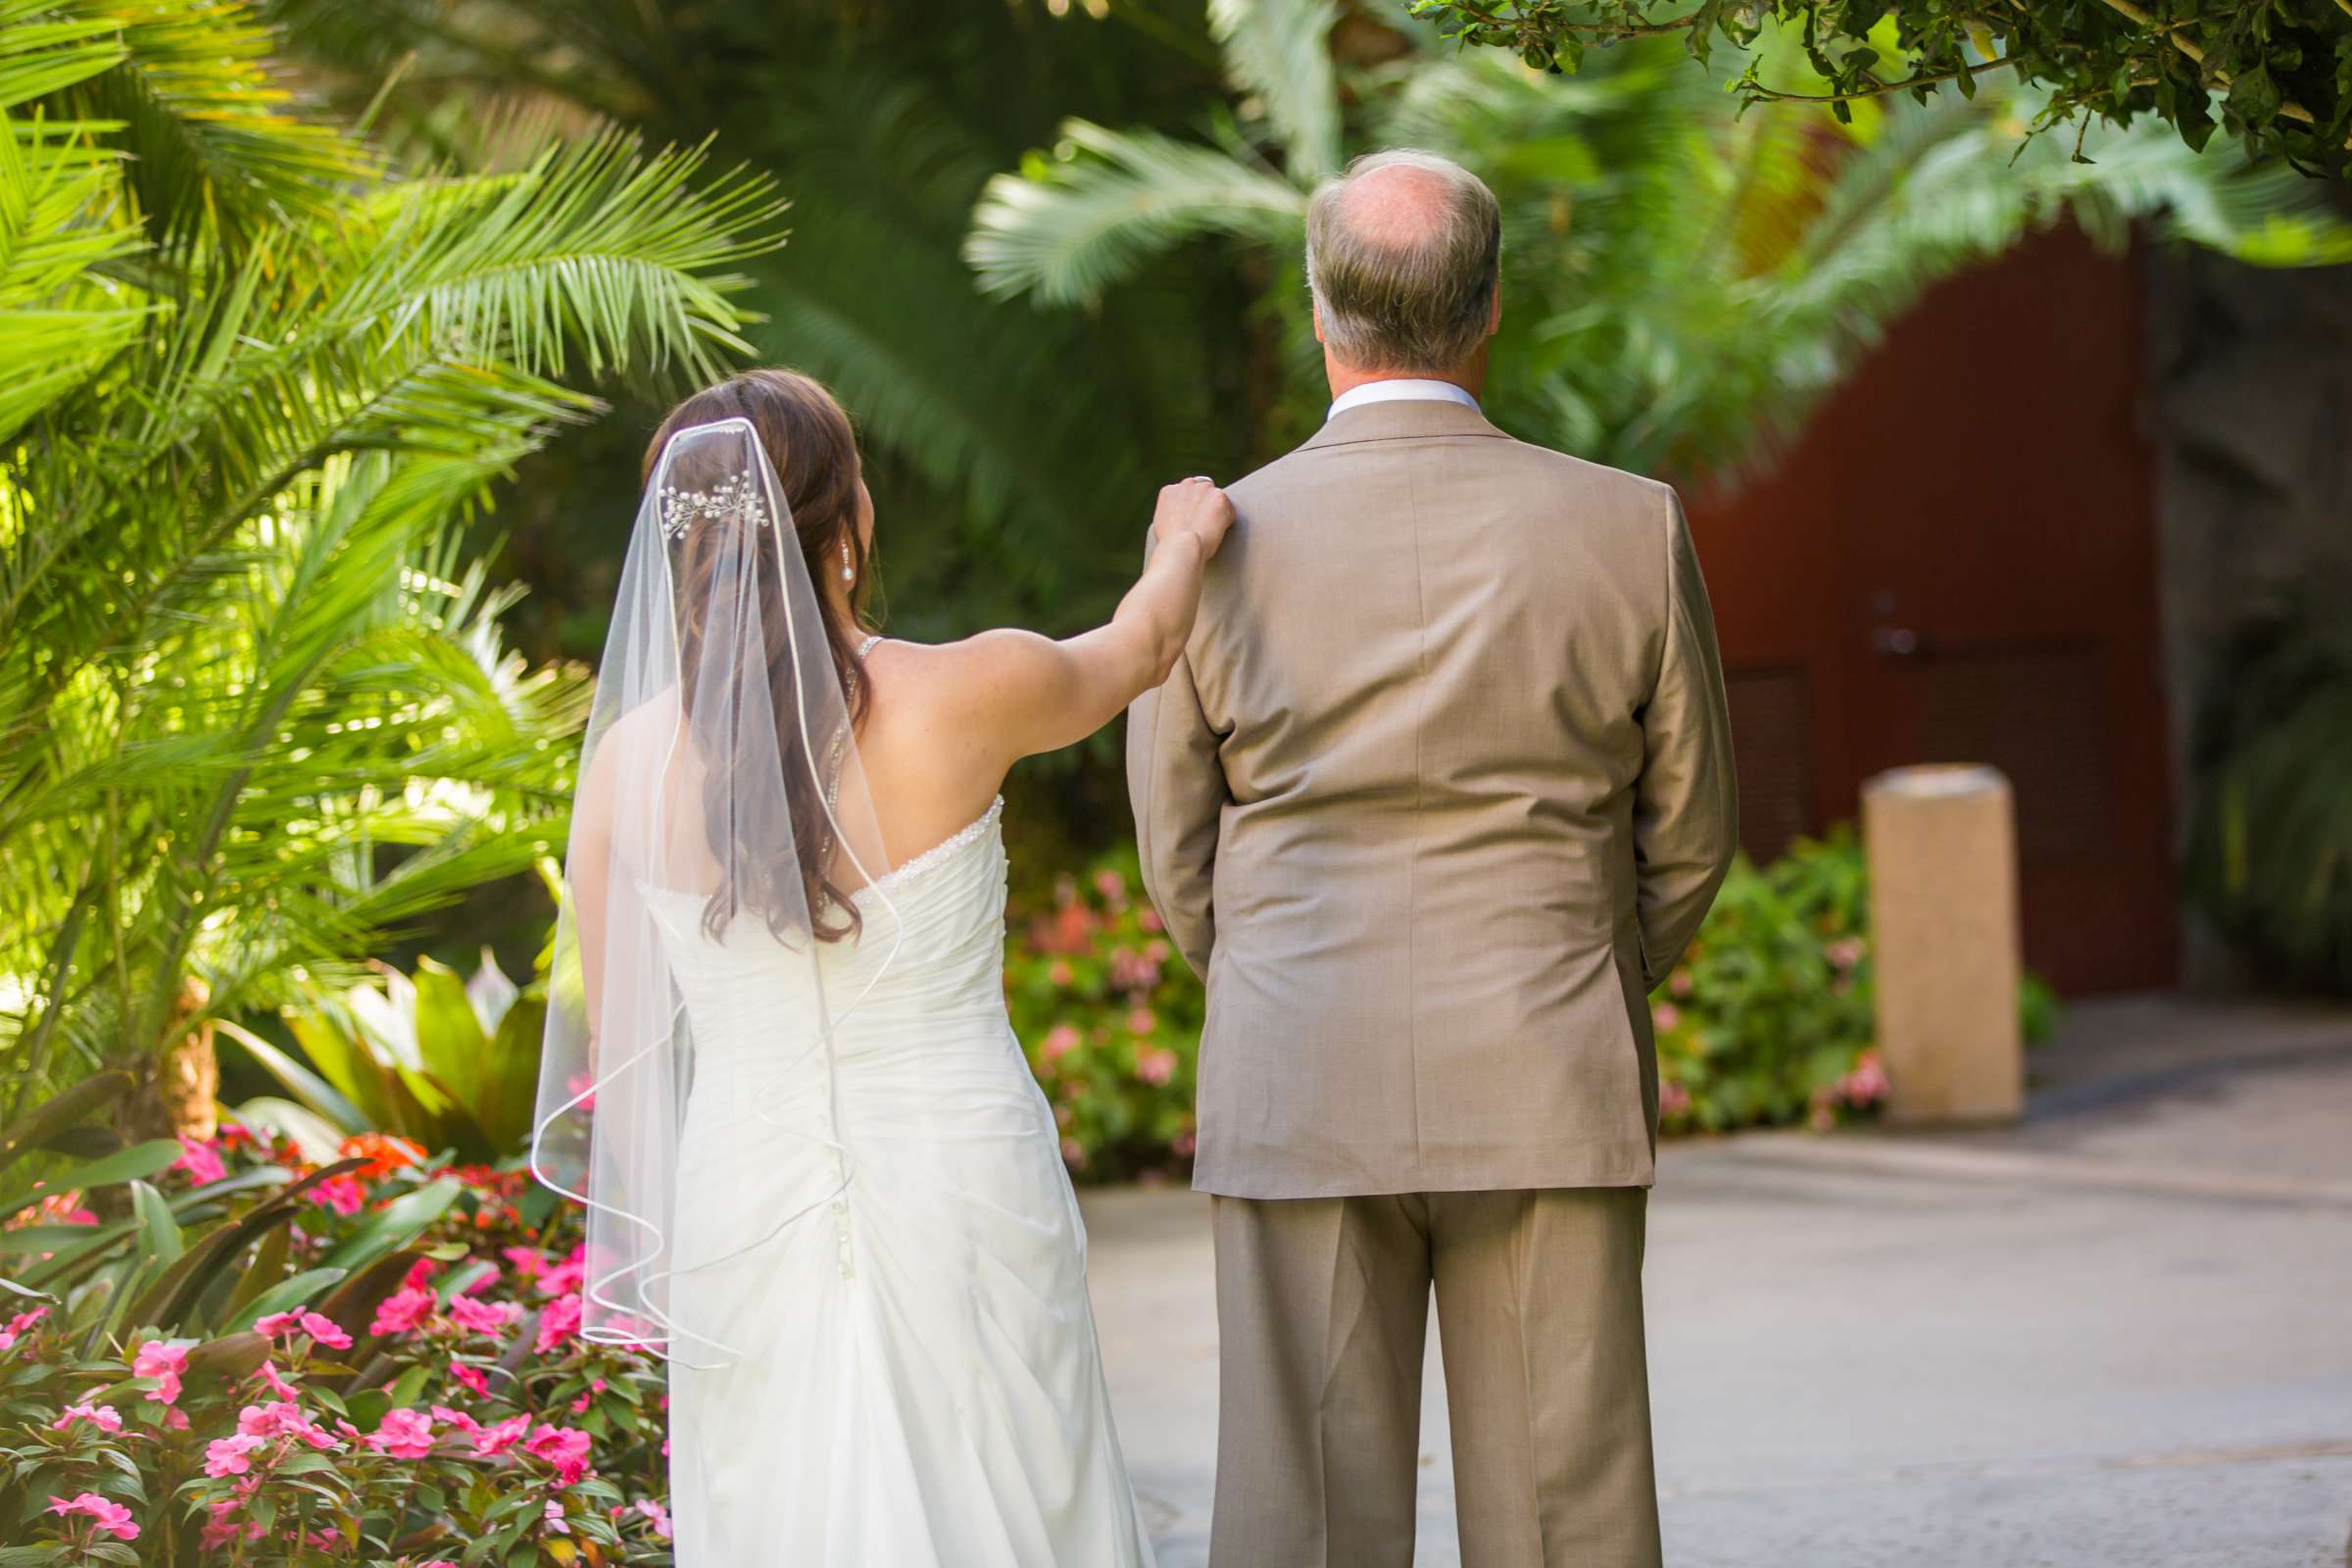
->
[1299,397,1513,452]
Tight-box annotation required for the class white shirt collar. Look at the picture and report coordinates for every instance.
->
[1327,378,1482,420]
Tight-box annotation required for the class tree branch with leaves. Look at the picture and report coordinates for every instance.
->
[1406,0,2352,172]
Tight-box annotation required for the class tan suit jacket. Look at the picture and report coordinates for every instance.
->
[1129,397,1738,1200]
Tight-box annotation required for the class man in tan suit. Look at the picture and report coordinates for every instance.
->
[1128,150,1738,1568]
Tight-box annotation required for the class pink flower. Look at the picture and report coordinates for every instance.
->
[204,1433,267,1478]
[402,1256,440,1291]
[537,1245,586,1298]
[544,1499,572,1534]
[429,1404,482,1439]
[1135,1046,1178,1087]
[238,1400,338,1450]
[535,1291,583,1355]
[171,1136,226,1185]
[1047,959,1075,988]
[1126,1007,1157,1036]
[0,1305,48,1352]
[1650,1002,1682,1033]
[1658,1078,1692,1119]
[51,1402,122,1435]
[369,1284,436,1339]
[524,1422,594,1483]
[131,1339,188,1405]
[1837,1049,1890,1108]
[366,1407,436,1460]
[448,1296,516,1337]
[565,1070,598,1113]
[1825,936,1868,971]
[199,1497,266,1549]
[1060,1137,1088,1169]
[632,1497,673,1540]
[1109,948,1163,990]
[472,1413,531,1456]
[251,1359,300,1400]
[1668,967,1695,998]
[1040,1024,1080,1061]
[255,1308,353,1349]
[501,1245,547,1284]
[47,1492,137,1542]
[1138,907,1164,933]
[448,1360,490,1398]
[28,1191,96,1226]
[305,1174,366,1216]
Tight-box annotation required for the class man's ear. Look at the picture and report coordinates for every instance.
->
[1486,279,1501,338]
[1311,299,1327,346]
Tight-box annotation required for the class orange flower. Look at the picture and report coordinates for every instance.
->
[337,1132,427,1181]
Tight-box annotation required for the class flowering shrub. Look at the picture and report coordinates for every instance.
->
[1004,852,1202,1183]
[1010,831,2057,1164]
[1651,826,2057,1134]
[0,1095,670,1565]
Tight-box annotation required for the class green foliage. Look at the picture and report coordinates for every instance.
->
[1654,827,2059,1134]
[1652,830,1882,1133]
[1004,853,1200,1184]
[0,1074,354,1355]
[0,1084,670,1563]
[0,0,785,1114]
[1009,831,2060,1171]
[266,0,1255,646]
[2184,593,2352,991]
[972,4,2352,482]
[1406,0,2352,172]
[223,944,551,1163]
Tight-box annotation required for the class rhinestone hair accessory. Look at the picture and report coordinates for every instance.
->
[658,470,769,540]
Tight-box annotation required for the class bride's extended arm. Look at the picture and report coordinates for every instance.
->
[950,478,1234,764]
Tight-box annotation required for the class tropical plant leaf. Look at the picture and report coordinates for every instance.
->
[1208,0,1342,180]
[967,119,1304,308]
[317,1177,460,1276]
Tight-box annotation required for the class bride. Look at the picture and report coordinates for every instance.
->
[528,368,1228,1564]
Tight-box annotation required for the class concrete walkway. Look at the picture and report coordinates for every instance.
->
[1080,996,2352,1567]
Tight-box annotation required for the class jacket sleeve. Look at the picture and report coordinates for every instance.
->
[1633,488,1740,989]
[1127,644,1227,979]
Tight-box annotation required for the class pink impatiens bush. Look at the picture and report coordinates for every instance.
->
[1003,851,1203,1183]
[0,1113,673,1564]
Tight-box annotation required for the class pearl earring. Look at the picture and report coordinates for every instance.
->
[841,542,855,583]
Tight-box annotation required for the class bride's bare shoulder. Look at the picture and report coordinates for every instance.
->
[863,631,1058,720]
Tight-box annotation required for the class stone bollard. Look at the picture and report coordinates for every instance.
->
[1861,764,2024,1123]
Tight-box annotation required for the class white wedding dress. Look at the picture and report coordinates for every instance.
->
[651,797,1156,1566]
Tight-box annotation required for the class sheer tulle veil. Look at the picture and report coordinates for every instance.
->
[529,416,902,1367]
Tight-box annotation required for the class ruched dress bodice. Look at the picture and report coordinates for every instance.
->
[648,801,1154,1567]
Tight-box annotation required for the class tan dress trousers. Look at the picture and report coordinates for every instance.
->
[1208,1187,1661,1568]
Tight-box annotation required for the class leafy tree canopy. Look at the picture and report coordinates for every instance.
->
[1406,0,2352,172]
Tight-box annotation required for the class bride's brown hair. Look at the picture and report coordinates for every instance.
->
[645,368,872,944]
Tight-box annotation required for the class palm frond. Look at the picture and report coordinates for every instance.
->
[49,0,374,252]
[350,123,787,385]
[0,109,151,438]
[1207,0,1341,181]
[966,118,1304,307]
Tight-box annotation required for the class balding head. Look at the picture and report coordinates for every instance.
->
[1304,150,1501,375]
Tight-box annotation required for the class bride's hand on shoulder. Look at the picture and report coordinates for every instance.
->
[1151,475,1234,563]
[917,474,1235,774]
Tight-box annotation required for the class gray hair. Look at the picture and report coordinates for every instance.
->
[1304,150,1501,374]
